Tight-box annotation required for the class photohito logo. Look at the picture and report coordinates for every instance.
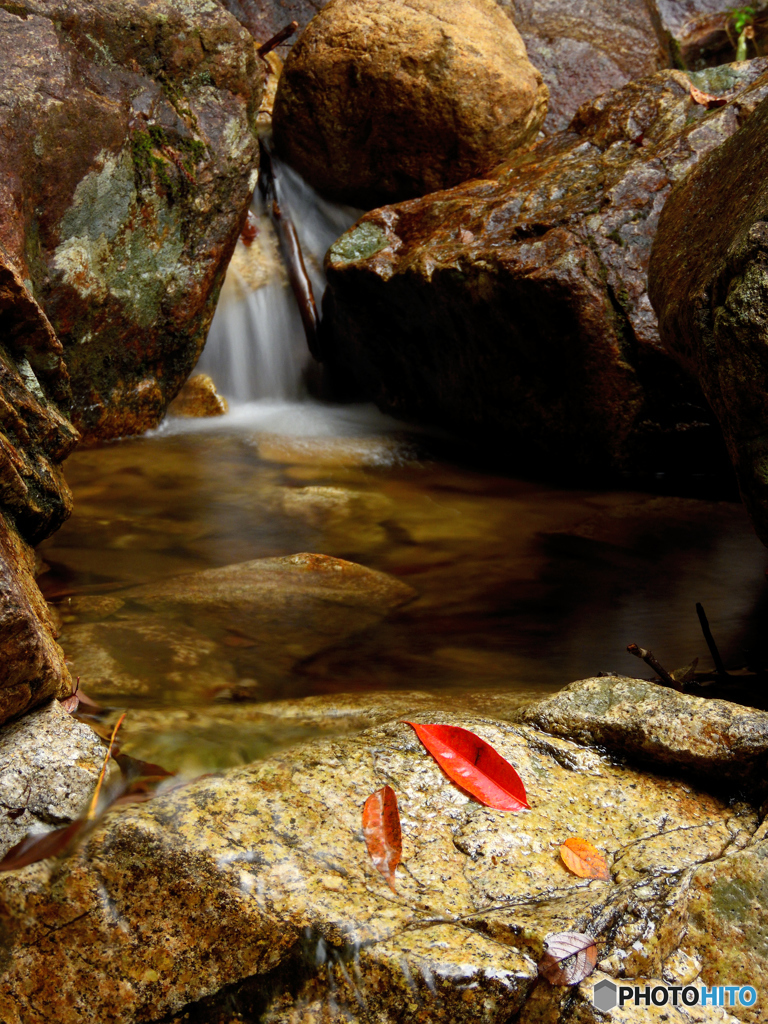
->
[592,980,758,1012]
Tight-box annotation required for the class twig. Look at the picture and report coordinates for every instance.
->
[626,644,682,691]
[695,602,729,681]
[258,139,321,360]
[257,20,299,58]
[87,713,125,820]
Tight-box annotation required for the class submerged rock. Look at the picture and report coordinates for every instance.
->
[120,553,416,681]
[166,374,229,418]
[0,0,264,441]
[323,61,768,474]
[522,675,768,790]
[649,90,768,550]
[272,0,548,207]
[0,699,757,1023]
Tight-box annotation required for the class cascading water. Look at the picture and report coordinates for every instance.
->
[194,152,360,404]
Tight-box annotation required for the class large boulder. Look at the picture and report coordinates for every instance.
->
[0,0,265,441]
[0,692,759,1023]
[321,61,768,474]
[272,0,548,207]
[497,0,668,133]
[648,90,768,548]
[0,249,76,723]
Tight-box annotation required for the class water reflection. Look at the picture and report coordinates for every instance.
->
[39,407,768,748]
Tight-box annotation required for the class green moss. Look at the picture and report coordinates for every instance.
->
[607,229,625,247]
[131,126,206,203]
[329,223,389,264]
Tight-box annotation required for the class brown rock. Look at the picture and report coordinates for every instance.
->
[322,62,768,473]
[0,248,78,544]
[122,552,416,678]
[521,675,768,790]
[648,89,768,548]
[0,701,754,1023]
[497,0,667,134]
[272,0,548,207]
[166,373,229,418]
[0,512,71,725]
[0,0,264,442]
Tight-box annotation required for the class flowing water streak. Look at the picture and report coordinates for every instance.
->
[196,155,361,403]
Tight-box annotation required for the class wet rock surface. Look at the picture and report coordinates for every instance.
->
[72,553,419,691]
[272,0,547,207]
[649,90,768,550]
[0,513,71,725]
[497,0,667,134]
[0,0,264,441]
[0,697,760,1023]
[0,698,114,858]
[323,61,768,473]
[522,675,768,790]
[166,373,229,418]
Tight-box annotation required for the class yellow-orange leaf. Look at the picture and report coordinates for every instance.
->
[363,785,402,892]
[559,838,610,880]
[689,83,727,109]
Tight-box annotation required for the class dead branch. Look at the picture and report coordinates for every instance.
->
[258,139,320,360]
[626,643,682,691]
[695,602,730,681]
[257,20,299,58]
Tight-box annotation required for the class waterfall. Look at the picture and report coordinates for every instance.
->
[195,155,361,403]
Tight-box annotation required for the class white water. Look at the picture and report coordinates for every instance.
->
[194,156,361,405]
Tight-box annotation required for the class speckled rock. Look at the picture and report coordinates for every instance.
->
[649,90,768,549]
[0,0,264,441]
[0,513,71,725]
[0,704,757,1023]
[521,675,768,790]
[322,61,768,473]
[496,0,667,134]
[0,697,115,859]
[166,373,229,418]
[272,0,548,207]
[119,553,416,682]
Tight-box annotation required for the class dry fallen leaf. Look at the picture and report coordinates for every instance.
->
[689,83,727,108]
[559,837,611,880]
[405,722,529,811]
[363,785,402,892]
[538,931,598,985]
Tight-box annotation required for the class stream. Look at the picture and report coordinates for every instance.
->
[36,155,768,775]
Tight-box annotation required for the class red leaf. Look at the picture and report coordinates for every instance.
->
[0,820,86,872]
[538,931,597,985]
[560,838,611,880]
[404,722,529,811]
[362,785,402,892]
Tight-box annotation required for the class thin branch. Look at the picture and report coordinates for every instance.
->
[626,644,682,691]
[259,139,321,360]
[87,713,125,820]
[695,602,729,681]
[257,20,299,58]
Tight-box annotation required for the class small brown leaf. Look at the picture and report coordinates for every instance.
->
[113,753,175,782]
[363,785,402,892]
[672,657,699,684]
[560,838,611,880]
[690,83,727,108]
[538,931,597,985]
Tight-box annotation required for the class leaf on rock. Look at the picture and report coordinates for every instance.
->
[672,657,699,685]
[0,819,86,872]
[559,838,611,880]
[538,931,598,985]
[689,83,727,108]
[404,722,529,811]
[363,784,402,892]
